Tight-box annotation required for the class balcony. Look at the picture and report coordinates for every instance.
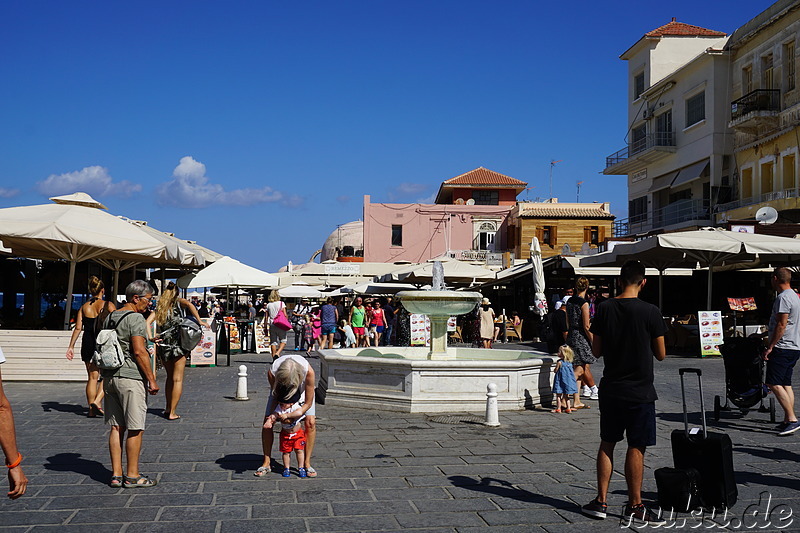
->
[729,89,780,133]
[714,188,800,221]
[613,199,710,237]
[603,132,676,175]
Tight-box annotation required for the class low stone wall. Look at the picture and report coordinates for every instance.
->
[319,347,555,413]
[0,330,85,381]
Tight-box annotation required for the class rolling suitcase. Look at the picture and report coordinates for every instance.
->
[670,368,737,511]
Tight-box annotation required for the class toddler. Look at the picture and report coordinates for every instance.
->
[338,319,357,348]
[551,345,578,413]
[263,401,307,478]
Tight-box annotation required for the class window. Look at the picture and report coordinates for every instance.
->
[741,167,753,199]
[783,153,796,190]
[634,72,645,100]
[475,221,497,251]
[762,54,774,89]
[631,124,647,154]
[584,226,602,245]
[761,161,774,195]
[629,196,647,223]
[686,92,705,127]
[655,110,673,145]
[742,65,753,94]
[785,41,796,91]
[669,189,692,203]
[391,225,402,246]
[471,190,499,205]
[539,225,556,246]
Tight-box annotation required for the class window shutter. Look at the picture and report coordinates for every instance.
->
[599,226,606,243]
[535,227,544,244]
[551,225,558,246]
[583,227,591,243]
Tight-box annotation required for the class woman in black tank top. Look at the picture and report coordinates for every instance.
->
[66,276,116,417]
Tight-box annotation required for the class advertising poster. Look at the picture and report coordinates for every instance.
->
[224,317,241,351]
[447,316,457,332]
[190,318,217,366]
[698,310,723,357]
[727,297,757,312]
[410,313,431,346]
[255,319,270,353]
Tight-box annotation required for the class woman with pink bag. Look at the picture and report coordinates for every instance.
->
[266,290,291,360]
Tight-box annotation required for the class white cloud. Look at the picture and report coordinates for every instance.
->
[396,182,428,195]
[416,192,437,204]
[37,166,141,197]
[155,156,303,208]
[0,187,20,198]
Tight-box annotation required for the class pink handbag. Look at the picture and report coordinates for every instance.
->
[272,302,292,331]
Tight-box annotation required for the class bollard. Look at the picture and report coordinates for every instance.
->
[484,382,500,427]
[235,364,249,401]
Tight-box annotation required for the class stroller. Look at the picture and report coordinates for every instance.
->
[714,337,776,422]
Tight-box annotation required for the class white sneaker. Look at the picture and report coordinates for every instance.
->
[582,386,592,398]
[590,386,599,400]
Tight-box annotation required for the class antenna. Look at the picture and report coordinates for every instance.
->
[755,206,778,225]
[549,160,562,200]
[524,186,535,201]
[576,180,584,202]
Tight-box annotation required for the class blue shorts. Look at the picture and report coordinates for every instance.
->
[766,347,800,387]
[599,396,656,448]
[371,325,385,333]
[321,324,337,336]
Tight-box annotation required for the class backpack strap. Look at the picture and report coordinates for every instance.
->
[107,311,136,330]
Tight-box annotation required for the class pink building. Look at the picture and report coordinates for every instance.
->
[362,168,526,263]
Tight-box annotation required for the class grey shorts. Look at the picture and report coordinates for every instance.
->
[269,324,289,346]
[104,376,148,431]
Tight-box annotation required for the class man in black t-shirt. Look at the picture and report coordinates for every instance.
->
[581,261,667,526]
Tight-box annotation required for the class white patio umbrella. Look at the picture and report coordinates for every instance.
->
[335,281,416,295]
[530,237,547,317]
[0,195,169,329]
[278,284,326,299]
[581,228,800,309]
[383,259,496,286]
[177,256,279,312]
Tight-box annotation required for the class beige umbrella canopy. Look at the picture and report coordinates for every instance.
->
[383,259,496,286]
[0,193,169,329]
[177,256,279,289]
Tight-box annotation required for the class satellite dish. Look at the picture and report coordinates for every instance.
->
[756,206,778,225]
[465,198,476,205]
[454,198,465,205]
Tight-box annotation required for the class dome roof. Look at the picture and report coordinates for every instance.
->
[320,220,363,262]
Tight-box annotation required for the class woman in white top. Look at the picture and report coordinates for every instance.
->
[254,353,317,477]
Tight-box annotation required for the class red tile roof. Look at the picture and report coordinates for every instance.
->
[520,205,615,219]
[442,167,527,187]
[645,19,726,38]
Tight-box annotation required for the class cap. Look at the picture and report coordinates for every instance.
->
[481,297,491,305]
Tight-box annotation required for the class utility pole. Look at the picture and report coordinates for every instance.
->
[576,181,584,202]
[549,160,562,201]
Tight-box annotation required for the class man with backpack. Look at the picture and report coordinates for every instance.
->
[100,280,160,489]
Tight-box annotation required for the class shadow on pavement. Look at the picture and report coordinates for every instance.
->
[44,453,110,484]
[735,446,800,462]
[41,401,88,416]
[448,475,578,513]
[215,453,274,474]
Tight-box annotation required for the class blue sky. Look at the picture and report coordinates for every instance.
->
[0,1,774,271]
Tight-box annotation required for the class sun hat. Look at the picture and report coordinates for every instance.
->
[481,297,491,305]
[554,301,563,310]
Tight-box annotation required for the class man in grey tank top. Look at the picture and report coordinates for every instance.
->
[765,267,800,436]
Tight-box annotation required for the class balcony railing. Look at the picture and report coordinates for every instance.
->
[613,199,709,237]
[605,131,676,168]
[714,188,799,213]
[731,89,781,121]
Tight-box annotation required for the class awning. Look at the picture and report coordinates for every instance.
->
[561,256,693,276]
[671,159,709,189]
[647,170,680,193]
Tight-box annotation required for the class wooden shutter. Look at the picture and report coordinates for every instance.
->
[535,227,544,244]
[551,225,558,246]
[599,226,606,243]
[583,227,591,243]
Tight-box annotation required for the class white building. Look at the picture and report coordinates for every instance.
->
[603,19,732,237]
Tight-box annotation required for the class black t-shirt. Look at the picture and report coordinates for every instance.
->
[551,310,567,338]
[590,297,667,403]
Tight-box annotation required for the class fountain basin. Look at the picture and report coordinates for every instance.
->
[395,290,482,316]
[318,347,555,413]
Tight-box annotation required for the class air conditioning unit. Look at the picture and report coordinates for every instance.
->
[643,106,655,120]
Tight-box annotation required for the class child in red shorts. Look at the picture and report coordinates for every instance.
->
[263,401,307,478]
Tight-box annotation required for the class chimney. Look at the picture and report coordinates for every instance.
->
[671,17,676,22]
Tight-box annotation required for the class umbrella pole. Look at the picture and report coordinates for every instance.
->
[658,269,664,313]
[112,268,120,302]
[707,267,713,310]
[63,260,77,330]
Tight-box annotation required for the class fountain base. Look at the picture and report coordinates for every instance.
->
[318,347,555,413]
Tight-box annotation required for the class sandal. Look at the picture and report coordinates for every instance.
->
[306,466,317,478]
[573,404,591,410]
[90,403,105,416]
[551,408,561,413]
[110,475,123,488]
[123,474,157,488]
[254,466,270,477]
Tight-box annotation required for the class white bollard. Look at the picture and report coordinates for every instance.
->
[235,364,249,401]
[484,383,500,427]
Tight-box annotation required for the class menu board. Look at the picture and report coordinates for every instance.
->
[728,297,757,312]
[224,317,241,351]
[255,319,270,353]
[447,316,457,332]
[410,314,431,347]
[698,310,723,357]
[190,318,217,366]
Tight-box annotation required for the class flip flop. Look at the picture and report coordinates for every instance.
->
[551,408,561,413]
[254,466,270,477]
[573,404,591,410]
[306,466,317,478]
[90,403,105,416]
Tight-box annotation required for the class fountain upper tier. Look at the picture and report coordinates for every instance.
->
[395,290,482,317]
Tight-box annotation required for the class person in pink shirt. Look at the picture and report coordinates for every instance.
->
[367,300,385,347]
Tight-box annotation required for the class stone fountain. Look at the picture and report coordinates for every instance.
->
[318,261,554,413]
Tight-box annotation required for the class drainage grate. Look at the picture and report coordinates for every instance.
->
[428,414,485,425]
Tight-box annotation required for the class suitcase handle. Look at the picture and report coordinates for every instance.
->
[679,367,707,439]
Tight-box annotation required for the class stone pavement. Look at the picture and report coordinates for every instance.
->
[1,345,799,532]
